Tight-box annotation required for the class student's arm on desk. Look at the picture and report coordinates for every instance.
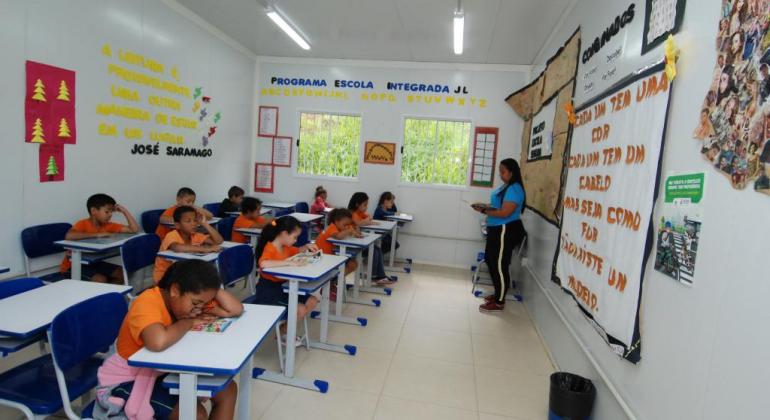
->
[65,230,112,240]
[169,242,221,253]
[116,204,140,233]
[140,319,203,352]
[206,289,244,318]
[260,259,305,268]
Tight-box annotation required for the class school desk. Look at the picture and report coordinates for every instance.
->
[286,212,323,224]
[129,304,285,420]
[361,220,402,271]
[322,207,333,228]
[159,216,222,228]
[55,233,144,281]
[234,227,262,247]
[384,213,414,271]
[255,254,354,393]
[226,208,271,217]
[261,201,295,210]
[328,232,390,304]
[155,241,241,262]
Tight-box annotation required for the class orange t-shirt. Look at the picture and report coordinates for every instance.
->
[152,230,209,282]
[60,218,125,273]
[154,206,177,240]
[352,210,369,223]
[315,224,339,255]
[116,287,173,359]
[258,242,299,282]
[231,214,266,244]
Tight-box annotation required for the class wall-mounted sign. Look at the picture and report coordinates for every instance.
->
[471,127,499,188]
[272,136,292,167]
[258,106,278,137]
[528,99,557,162]
[642,0,686,55]
[254,163,274,193]
[364,141,396,165]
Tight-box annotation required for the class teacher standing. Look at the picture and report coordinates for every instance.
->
[474,158,527,313]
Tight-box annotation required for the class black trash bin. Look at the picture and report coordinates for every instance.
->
[548,372,596,420]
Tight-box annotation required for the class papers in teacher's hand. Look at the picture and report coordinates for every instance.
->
[462,199,492,210]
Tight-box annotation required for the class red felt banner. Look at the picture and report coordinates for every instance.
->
[25,61,76,145]
[39,144,65,182]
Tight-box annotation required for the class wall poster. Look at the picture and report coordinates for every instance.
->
[553,63,672,363]
[364,141,397,165]
[506,29,581,225]
[528,99,556,162]
[254,163,274,193]
[642,0,687,54]
[695,1,770,196]
[272,136,292,167]
[655,172,704,286]
[258,106,278,137]
[470,127,499,187]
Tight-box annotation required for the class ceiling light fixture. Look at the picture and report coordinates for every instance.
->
[266,7,310,50]
[453,1,464,55]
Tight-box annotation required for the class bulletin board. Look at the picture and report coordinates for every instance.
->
[470,127,499,187]
[505,29,581,225]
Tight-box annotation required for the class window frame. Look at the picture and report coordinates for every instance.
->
[398,114,474,191]
[293,109,364,182]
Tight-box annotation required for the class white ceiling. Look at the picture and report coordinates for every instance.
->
[176,0,573,65]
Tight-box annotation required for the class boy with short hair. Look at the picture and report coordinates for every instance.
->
[156,187,213,240]
[218,186,245,217]
[153,206,224,282]
[231,197,270,244]
[61,193,140,283]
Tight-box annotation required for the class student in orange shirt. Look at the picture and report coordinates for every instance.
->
[60,193,140,283]
[156,187,213,240]
[96,260,242,420]
[347,192,395,285]
[254,217,320,346]
[231,197,270,244]
[153,206,224,282]
[316,208,361,301]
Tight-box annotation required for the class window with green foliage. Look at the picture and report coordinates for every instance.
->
[297,112,361,178]
[401,118,471,186]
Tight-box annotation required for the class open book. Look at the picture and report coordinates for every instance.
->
[191,317,235,333]
[290,250,323,265]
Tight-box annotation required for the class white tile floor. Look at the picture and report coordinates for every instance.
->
[0,266,554,420]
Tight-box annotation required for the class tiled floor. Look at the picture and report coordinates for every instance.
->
[0,266,554,419]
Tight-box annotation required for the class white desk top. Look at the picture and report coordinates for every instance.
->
[160,217,222,227]
[234,227,262,236]
[129,304,285,376]
[361,220,397,232]
[262,202,295,209]
[55,233,144,252]
[322,207,333,213]
[157,241,241,262]
[0,266,8,274]
[261,254,348,282]
[287,212,323,223]
[386,213,414,222]
[227,208,271,217]
[327,232,381,248]
[0,280,131,338]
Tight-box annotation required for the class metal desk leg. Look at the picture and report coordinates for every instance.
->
[346,249,380,307]
[179,373,198,420]
[360,241,390,296]
[313,245,368,326]
[307,276,357,356]
[389,225,397,267]
[237,354,252,420]
[71,250,82,281]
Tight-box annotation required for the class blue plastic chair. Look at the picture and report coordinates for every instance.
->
[217,216,236,242]
[120,234,160,292]
[0,293,127,419]
[217,245,254,289]
[294,202,309,213]
[20,223,72,283]
[141,209,164,234]
[203,202,221,216]
[274,208,292,218]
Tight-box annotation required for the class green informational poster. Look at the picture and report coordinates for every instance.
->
[655,172,705,286]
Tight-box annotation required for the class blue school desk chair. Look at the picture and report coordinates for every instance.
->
[120,234,160,294]
[217,244,254,290]
[203,202,220,216]
[217,216,236,242]
[0,292,127,420]
[21,223,72,283]
[0,278,46,358]
[294,202,309,213]
[140,209,164,234]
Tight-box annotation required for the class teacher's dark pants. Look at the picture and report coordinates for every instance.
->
[485,220,526,304]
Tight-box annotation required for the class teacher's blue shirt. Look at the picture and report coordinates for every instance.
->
[486,183,524,226]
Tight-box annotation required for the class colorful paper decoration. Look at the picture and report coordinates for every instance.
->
[38,144,64,182]
[58,118,71,138]
[363,141,396,165]
[470,128,499,187]
[31,79,46,102]
[30,118,46,143]
[57,80,70,101]
[664,35,680,81]
[25,60,76,145]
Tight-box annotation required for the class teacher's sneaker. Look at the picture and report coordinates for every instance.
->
[483,295,497,302]
[479,301,504,312]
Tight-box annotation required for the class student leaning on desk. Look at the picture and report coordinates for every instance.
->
[231,197,271,244]
[316,208,361,301]
[95,260,242,420]
[60,193,140,284]
[348,192,395,285]
[153,206,224,282]
[156,187,213,240]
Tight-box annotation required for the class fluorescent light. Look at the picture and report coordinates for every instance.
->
[453,11,464,55]
[266,10,310,50]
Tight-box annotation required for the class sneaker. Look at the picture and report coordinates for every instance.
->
[281,334,303,347]
[479,301,504,312]
[483,294,496,302]
[374,278,396,286]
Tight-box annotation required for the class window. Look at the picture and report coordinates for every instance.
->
[401,118,472,186]
[297,112,361,178]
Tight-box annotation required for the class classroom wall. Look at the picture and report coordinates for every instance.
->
[520,1,770,418]
[0,0,255,278]
[252,58,528,267]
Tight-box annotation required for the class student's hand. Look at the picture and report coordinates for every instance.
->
[303,243,319,253]
[289,259,307,267]
[114,204,127,214]
[96,232,113,238]
[196,211,208,224]
[206,245,222,253]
